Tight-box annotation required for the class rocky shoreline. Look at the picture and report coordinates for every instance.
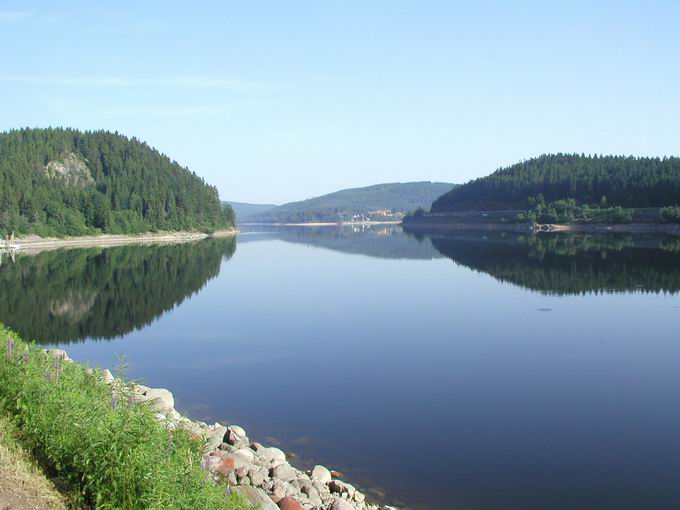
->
[47,348,394,510]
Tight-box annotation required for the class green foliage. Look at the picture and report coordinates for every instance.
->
[660,206,680,223]
[432,153,680,212]
[0,325,248,510]
[516,198,633,224]
[0,128,235,236]
[251,182,456,223]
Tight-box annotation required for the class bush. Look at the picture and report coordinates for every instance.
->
[660,206,680,223]
[0,325,248,510]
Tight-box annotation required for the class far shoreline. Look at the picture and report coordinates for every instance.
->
[401,219,680,236]
[240,221,402,227]
[7,229,238,254]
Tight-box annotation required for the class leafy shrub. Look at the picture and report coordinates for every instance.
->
[660,206,680,223]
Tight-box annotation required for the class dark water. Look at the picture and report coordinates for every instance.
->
[2,226,680,510]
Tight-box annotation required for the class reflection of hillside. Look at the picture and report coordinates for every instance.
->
[423,232,680,295]
[0,238,236,344]
[240,225,443,260]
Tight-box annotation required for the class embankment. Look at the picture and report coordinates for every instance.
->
[11,229,238,254]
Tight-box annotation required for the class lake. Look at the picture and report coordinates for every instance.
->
[1,225,680,510]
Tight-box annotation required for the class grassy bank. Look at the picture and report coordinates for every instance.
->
[0,324,248,510]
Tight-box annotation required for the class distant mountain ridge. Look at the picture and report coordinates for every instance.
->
[223,201,278,222]
[248,181,456,224]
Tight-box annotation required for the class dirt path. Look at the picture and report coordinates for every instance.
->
[0,415,67,510]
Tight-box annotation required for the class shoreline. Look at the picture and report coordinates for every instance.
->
[7,229,238,253]
[240,221,402,227]
[42,347,394,510]
[401,219,680,235]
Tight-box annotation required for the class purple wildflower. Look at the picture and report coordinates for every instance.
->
[200,456,209,470]
[6,337,14,358]
[111,393,118,410]
[51,356,62,383]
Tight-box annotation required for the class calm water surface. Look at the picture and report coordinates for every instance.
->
[1,226,680,510]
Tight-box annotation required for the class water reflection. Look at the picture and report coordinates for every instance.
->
[239,224,442,260]
[419,231,680,295]
[0,238,236,343]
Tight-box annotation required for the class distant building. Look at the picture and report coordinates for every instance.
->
[369,209,393,216]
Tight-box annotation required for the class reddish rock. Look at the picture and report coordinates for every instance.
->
[278,496,304,510]
[217,456,236,476]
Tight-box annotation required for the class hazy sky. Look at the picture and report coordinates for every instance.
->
[1,1,678,204]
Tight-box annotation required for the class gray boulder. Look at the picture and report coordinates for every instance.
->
[272,463,298,482]
[235,486,278,509]
[329,499,357,510]
[311,465,332,484]
[204,425,228,452]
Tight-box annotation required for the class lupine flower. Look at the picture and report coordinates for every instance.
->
[6,337,14,358]
[51,356,62,383]
[200,456,209,470]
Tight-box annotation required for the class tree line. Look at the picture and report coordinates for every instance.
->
[431,154,680,212]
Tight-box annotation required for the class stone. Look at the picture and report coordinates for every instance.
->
[102,368,114,384]
[329,499,356,510]
[278,496,304,510]
[215,452,247,477]
[235,486,278,510]
[236,465,250,479]
[248,466,267,487]
[227,470,238,485]
[271,480,288,502]
[301,483,320,501]
[204,425,227,452]
[47,348,72,362]
[225,425,249,447]
[259,446,287,464]
[329,480,356,499]
[233,447,256,463]
[143,388,175,412]
[217,456,236,477]
[229,424,247,437]
[310,465,332,484]
[272,463,298,482]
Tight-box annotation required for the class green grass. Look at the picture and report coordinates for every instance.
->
[0,324,249,510]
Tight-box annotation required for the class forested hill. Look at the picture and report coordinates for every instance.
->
[431,154,680,212]
[250,182,456,223]
[0,128,234,236]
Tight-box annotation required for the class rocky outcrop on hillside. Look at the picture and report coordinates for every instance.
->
[44,152,95,187]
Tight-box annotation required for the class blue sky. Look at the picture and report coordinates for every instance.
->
[1,1,678,204]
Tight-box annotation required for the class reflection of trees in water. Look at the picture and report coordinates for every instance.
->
[425,232,680,295]
[0,238,236,344]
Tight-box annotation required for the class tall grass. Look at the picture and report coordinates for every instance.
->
[0,324,248,510]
